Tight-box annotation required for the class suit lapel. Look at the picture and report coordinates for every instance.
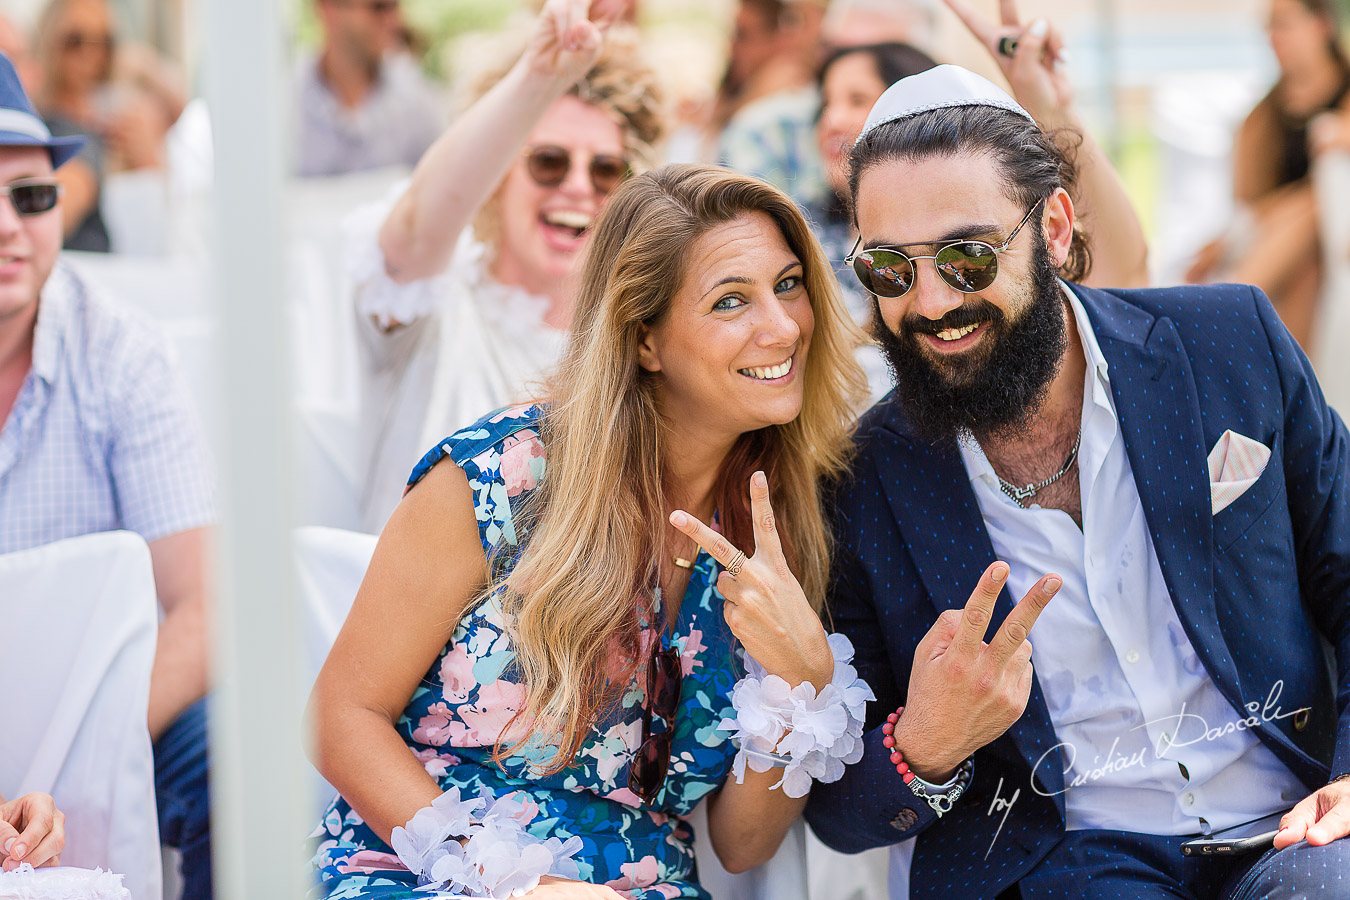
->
[1077,285,1241,698]
[871,404,1067,808]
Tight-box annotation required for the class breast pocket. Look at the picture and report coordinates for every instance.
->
[1212,430,1285,551]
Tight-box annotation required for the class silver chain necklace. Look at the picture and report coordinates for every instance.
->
[995,429,1082,507]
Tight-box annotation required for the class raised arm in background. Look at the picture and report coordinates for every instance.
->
[378,0,615,284]
[945,0,1150,288]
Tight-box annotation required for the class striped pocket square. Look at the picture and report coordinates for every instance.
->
[1207,430,1271,515]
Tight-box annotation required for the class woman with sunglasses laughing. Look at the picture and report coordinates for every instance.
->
[310,155,877,898]
[346,0,662,534]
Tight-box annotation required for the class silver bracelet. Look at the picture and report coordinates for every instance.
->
[903,757,974,817]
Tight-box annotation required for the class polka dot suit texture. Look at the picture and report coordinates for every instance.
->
[804,283,1350,899]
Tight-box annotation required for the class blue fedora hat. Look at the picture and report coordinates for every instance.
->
[0,52,84,168]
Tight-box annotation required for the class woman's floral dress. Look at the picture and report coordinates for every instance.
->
[311,404,742,899]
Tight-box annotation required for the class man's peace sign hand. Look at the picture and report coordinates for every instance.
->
[893,562,1061,782]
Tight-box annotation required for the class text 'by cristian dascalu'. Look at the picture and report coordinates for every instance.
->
[982,680,1311,859]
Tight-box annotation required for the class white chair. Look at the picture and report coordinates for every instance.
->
[0,531,163,900]
[294,526,378,686]
[293,526,813,899]
[294,526,379,819]
[803,829,894,900]
[690,801,808,900]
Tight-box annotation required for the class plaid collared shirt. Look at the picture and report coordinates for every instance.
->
[0,261,216,554]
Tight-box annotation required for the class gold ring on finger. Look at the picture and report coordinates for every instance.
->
[725,550,747,577]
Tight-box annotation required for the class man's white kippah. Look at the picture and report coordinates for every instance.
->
[857,64,1034,145]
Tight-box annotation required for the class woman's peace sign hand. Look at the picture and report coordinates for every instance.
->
[670,472,835,690]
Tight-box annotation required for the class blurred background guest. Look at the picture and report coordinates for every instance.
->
[810,40,936,403]
[812,42,936,294]
[1186,0,1350,348]
[347,23,662,532]
[293,0,445,178]
[0,48,215,897]
[714,0,828,204]
[821,0,939,49]
[32,0,185,252]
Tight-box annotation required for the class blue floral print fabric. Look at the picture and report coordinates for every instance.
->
[311,404,742,899]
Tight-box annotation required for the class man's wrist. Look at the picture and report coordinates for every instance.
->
[892,714,963,783]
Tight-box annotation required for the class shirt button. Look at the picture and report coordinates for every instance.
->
[1184,793,1196,806]
[1125,650,1140,664]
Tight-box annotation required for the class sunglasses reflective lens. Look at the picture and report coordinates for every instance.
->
[526,146,570,188]
[853,249,915,298]
[934,242,999,293]
[9,184,59,215]
[589,155,630,194]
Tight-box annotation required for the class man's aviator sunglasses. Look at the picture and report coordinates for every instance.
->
[0,180,62,216]
[845,200,1044,298]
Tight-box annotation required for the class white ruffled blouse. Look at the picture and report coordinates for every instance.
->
[346,196,567,533]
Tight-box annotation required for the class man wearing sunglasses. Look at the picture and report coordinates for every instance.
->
[295,0,444,177]
[0,53,217,898]
[806,65,1350,899]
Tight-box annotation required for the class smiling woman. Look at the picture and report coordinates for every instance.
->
[347,0,662,532]
[308,163,874,899]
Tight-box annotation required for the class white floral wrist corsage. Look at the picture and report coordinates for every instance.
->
[390,786,582,899]
[717,633,875,797]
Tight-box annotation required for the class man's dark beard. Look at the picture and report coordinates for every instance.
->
[872,230,1068,447]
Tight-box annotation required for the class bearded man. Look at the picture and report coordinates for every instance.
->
[805,65,1350,899]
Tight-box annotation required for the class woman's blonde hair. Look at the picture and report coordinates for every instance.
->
[472,29,664,247]
[493,164,868,773]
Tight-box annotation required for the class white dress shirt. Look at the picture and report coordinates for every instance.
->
[957,284,1307,834]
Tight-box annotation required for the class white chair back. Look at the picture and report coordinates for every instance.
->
[294,526,379,818]
[295,526,378,683]
[0,531,163,900]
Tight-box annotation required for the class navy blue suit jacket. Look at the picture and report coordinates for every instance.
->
[804,282,1350,898]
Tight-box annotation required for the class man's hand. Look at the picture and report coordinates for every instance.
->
[0,793,65,871]
[1274,776,1350,849]
[893,562,1061,782]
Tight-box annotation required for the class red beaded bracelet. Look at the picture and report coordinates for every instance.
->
[882,708,914,784]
